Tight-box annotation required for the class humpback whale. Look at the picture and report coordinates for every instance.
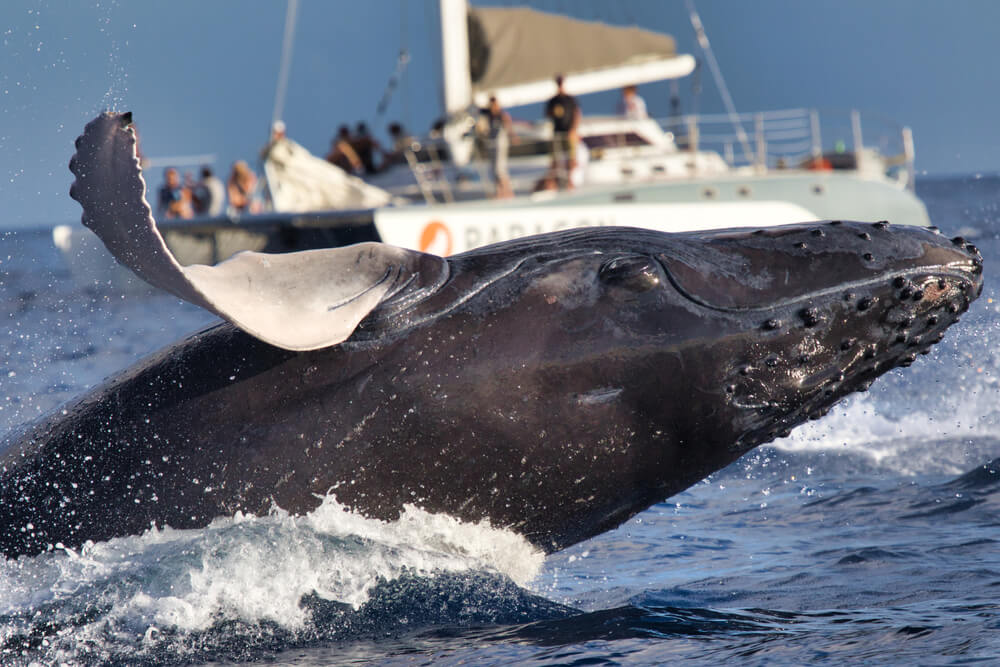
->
[0,112,984,558]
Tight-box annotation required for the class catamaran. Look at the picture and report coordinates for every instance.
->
[56,0,930,287]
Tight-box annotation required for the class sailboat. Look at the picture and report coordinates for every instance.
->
[55,0,931,287]
[266,0,930,256]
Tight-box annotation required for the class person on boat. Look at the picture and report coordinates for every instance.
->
[227,160,262,215]
[479,95,515,199]
[382,122,416,169]
[351,122,383,175]
[157,167,193,219]
[569,140,590,190]
[533,172,559,193]
[326,125,363,175]
[191,166,226,217]
[388,123,415,153]
[429,118,446,140]
[183,170,197,197]
[259,119,293,171]
[264,120,289,151]
[544,74,581,190]
[618,85,648,120]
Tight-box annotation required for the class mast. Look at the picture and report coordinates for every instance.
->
[439,0,471,115]
[271,0,299,127]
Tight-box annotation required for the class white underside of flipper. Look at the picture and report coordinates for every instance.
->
[69,112,445,351]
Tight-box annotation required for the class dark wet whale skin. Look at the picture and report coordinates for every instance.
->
[0,223,983,558]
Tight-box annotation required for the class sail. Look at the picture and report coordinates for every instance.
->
[468,6,696,108]
[263,137,397,212]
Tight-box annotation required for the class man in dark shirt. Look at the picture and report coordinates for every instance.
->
[544,74,581,189]
[352,122,383,175]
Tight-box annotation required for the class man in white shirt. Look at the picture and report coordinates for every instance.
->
[618,85,648,120]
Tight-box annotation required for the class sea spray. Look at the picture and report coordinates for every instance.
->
[772,306,1000,475]
[0,494,543,648]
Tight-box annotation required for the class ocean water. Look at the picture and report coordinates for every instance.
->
[1,176,999,665]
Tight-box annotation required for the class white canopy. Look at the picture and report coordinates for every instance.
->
[466,6,696,109]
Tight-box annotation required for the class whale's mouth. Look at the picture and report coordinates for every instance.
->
[657,221,983,312]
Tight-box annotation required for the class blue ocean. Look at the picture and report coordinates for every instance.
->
[1,176,998,665]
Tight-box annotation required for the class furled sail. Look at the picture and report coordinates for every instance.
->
[263,137,397,212]
[467,6,696,108]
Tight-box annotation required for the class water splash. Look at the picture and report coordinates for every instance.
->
[95,0,130,111]
[0,497,545,662]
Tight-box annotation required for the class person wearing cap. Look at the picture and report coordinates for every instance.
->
[261,118,292,160]
[544,74,581,189]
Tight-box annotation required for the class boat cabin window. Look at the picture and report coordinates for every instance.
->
[507,139,556,159]
[480,132,654,160]
[581,132,650,149]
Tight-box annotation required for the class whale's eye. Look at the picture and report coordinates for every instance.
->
[598,255,662,292]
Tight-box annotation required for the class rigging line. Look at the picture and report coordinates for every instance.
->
[400,0,411,128]
[375,50,412,119]
[684,0,753,163]
[271,0,299,127]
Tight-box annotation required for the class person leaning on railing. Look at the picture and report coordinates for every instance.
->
[227,160,263,215]
[157,167,193,220]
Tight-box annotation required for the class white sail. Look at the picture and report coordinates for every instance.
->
[263,137,396,212]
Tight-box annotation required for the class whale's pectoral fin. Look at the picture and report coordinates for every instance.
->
[70,111,185,294]
[182,244,441,350]
[70,111,447,351]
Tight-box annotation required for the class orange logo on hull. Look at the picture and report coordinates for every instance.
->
[419,221,453,256]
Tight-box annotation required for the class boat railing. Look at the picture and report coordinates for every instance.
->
[402,139,457,204]
[658,107,916,190]
[398,107,917,204]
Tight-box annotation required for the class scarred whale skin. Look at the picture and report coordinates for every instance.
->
[0,115,985,559]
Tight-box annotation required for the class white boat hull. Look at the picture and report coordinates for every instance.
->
[375,200,817,256]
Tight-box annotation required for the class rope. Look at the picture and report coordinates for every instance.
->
[375,50,412,120]
[684,0,753,163]
[271,0,299,128]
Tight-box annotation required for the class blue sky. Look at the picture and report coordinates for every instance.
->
[1,0,998,229]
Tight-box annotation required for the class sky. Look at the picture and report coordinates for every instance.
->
[1,0,998,229]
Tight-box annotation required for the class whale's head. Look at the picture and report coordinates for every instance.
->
[647,220,982,451]
[447,221,983,502]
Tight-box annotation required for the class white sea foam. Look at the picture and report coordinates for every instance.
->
[0,496,543,639]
